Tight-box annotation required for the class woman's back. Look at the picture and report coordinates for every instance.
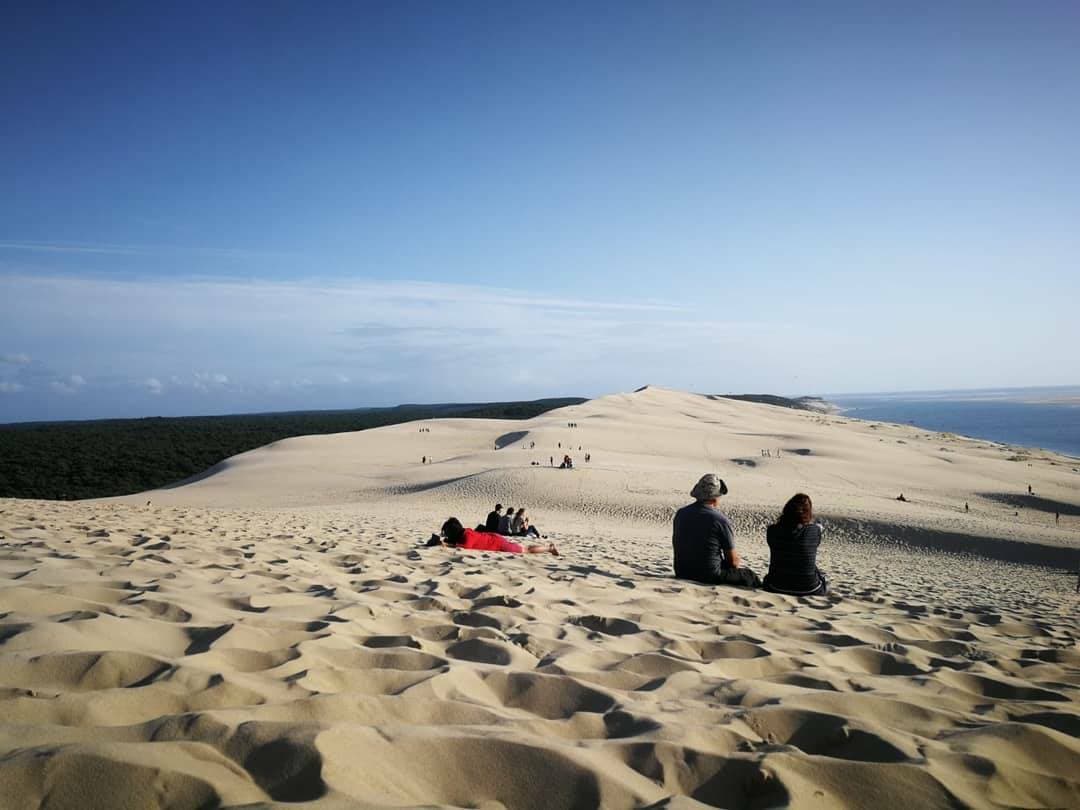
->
[764,522,822,594]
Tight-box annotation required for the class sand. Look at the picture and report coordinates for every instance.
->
[1,386,1078,809]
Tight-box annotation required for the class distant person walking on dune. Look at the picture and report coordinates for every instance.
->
[763,494,828,596]
[550,456,554,466]
[485,504,503,532]
[672,474,761,588]
[427,518,557,555]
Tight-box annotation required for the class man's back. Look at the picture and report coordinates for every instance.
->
[672,501,734,583]
[485,510,501,532]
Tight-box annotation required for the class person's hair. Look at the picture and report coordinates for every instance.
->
[495,503,502,510]
[516,507,525,515]
[776,494,813,528]
[440,517,465,545]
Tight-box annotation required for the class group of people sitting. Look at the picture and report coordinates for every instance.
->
[484,503,542,537]
[424,474,828,597]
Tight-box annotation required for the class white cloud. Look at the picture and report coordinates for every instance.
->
[0,240,288,260]
[0,273,799,405]
[49,374,87,395]
[187,371,232,393]
[0,382,24,393]
[1,353,31,365]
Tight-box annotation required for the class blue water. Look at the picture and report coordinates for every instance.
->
[830,390,1080,458]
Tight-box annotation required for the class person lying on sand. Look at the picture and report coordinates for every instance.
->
[427,517,559,555]
[672,474,761,588]
[762,493,829,596]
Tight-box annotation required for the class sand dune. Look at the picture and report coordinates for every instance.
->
[1,387,1078,808]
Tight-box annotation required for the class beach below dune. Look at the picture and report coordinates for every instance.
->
[2,387,1080,809]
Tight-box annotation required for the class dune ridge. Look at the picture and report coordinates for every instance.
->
[1,387,1078,808]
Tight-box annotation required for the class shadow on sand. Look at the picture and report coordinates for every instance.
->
[980,493,1080,517]
[828,516,1079,569]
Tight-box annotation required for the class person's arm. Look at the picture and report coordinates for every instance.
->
[704,528,725,578]
[714,518,739,570]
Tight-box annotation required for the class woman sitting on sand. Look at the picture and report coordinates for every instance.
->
[427,517,558,555]
[511,507,542,538]
[763,493,828,596]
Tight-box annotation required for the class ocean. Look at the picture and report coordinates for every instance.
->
[829,387,1080,459]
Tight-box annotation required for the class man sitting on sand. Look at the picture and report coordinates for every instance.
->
[485,503,503,532]
[673,474,761,588]
[427,518,558,555]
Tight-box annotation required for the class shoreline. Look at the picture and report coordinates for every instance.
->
[830,397,1080,460]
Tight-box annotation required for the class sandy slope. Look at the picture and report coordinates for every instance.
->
[1,387,1078,809]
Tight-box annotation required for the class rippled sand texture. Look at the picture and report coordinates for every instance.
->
[2,387,1079,809]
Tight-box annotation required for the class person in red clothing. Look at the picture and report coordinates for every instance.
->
[426,518,558,555]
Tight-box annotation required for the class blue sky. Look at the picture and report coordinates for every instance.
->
[2,2,1078,422]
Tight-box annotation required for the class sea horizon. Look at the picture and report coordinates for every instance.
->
[828,386,1080,459]
[824,383,1080,404]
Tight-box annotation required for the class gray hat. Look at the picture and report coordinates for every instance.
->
[691,474,728,501]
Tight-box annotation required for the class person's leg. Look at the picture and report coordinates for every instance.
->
[717,567,760,588]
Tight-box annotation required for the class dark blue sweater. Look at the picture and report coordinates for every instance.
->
[672,502,735,583]
[765,522,822,594]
